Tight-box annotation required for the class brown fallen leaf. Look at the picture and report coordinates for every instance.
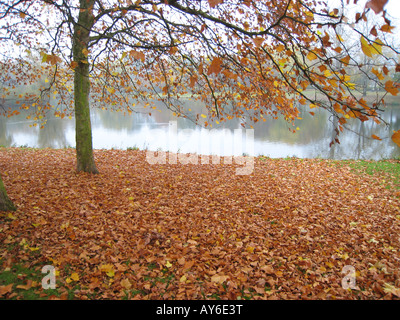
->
[261,265,274,274]
[16,280,33,290]
[0,284,13,296]
[120,278,132,290]
[183,260,195,271]
[211,274,229,284]
[1,149,400,300]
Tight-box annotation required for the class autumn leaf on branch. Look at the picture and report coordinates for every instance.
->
[253,37,265,48]
[41,52,62,66]
[207,57,223,76]
[385,80,399,96]
[392,130,400,147]
[360,36,383,57]
[208,0,224,8]
[371,134,382,141]
[365,0,389,14]
[129,50,145,62]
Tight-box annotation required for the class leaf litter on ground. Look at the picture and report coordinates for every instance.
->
[1,148,400,299]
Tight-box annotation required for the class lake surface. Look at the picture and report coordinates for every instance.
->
[1,100,400,160]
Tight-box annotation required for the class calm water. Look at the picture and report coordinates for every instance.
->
[1,100,400,160]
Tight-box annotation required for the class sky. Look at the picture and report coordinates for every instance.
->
[385,0,400,20]
[325,0,400,44]
[382,0,400,31]
[336,0,400,29]
[385,0,400,39]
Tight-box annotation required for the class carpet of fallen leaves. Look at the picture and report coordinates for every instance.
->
[1,148,400,300]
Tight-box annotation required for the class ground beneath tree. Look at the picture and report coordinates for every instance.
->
[1,148,400,300]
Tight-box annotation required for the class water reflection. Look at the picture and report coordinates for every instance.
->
[1,100,400,160]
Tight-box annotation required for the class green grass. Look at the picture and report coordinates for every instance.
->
[345,160,400,190]
[0,236,80,300]
[0,260,59,299]
[0,258,91,300]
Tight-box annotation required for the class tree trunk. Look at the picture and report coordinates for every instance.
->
[73,0,98,174]
[0,174,16,211]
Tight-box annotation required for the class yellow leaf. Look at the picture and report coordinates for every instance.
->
[324,69,332,77]
[319,266,327,273]
[361,36,383,57]
[106,270,115,277]
[246,246,254,253]
[275,270,283,277]
[371,68,384,80]
[70,272,80,281]
[100,264,114,274]
[373,38,384,54]
[344,82,356,90]
[107,87,116,94]
[361,36,373,57]
[306,52,318,61]
[179,275,187,283]
[200,114,207,118]
[165,261,172,268]
[7,212,17,220]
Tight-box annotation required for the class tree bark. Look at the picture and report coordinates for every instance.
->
[0,174,16,211]
[73,0,98,174]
